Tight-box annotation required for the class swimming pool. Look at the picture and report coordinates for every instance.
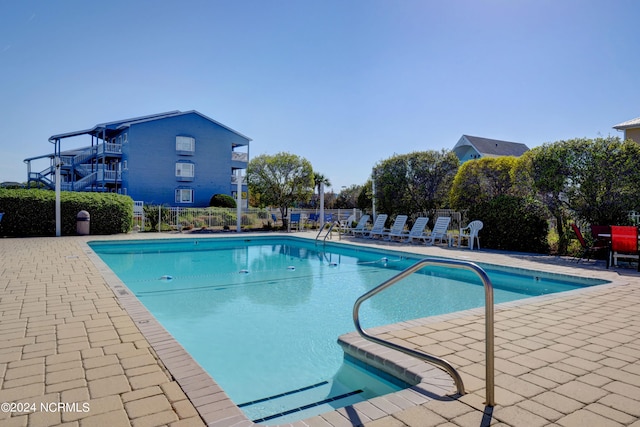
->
[89,236,607,424]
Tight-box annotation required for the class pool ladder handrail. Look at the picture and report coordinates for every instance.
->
[353,257,495,406]
[315,221,341,245]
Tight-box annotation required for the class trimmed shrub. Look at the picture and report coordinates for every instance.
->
[467,194,549,253]
[209,194,236,208]
[143,205,172,232]
[0,189,133,236]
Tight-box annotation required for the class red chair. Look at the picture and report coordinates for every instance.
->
[590,225,611,246]
[610,225,640,271]
[571,223,609,264]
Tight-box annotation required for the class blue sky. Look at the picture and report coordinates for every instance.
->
[1,0,638,191]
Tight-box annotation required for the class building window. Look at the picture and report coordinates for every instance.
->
[176,136,195,153]
[175,188,193,203]
[122,160,128,170]
[123,133,128,143]
[176,162,195,180]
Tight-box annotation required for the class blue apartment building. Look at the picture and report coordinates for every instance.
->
[24,111,251,207]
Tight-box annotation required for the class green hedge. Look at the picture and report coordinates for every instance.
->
[0,189,133,236]
[467,194,550,254]
[209,193,237,208]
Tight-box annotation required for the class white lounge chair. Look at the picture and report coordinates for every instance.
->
[458,220,483,250]
[348,214,370,236]
[384,215,408,241]
[424,216,451,245]
[401,217,429,243]
[359,214,388,239]
[339,214,356,233]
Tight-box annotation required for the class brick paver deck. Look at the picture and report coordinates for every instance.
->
[0,233,639,427]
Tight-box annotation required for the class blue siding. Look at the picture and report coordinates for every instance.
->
[123,112,249,206]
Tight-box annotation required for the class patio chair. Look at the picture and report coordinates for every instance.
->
[458,220,483,250]
[349,214,371,236]
[308,213,319,228]
[289,213,302,232]
[339,214,356,233]
[609,225,640,271]
[424,216,451,246]
[359,214,388,239]
[571,223,609,264]
[384,215,408,241]
[401,217,429,244]
[590,224,611,251]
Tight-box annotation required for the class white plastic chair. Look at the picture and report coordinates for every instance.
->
[340,214,356,233]
[458,220,483,250]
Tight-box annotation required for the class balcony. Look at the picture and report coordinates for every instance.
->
[96,169,122,182]
[232,152,248,162]
[230,174,247,185]
[97,143,122,155]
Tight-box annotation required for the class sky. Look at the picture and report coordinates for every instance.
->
[1,0,639,191]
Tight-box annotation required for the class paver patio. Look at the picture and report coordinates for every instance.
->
[0,233,639,426]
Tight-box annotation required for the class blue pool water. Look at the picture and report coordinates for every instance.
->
[90,237,607,424]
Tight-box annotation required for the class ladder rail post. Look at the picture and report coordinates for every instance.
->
[353,258,495,406]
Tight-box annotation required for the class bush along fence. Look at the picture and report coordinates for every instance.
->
[137,205,365,233]
[0,189,133,237]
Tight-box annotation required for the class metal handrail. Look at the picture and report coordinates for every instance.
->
[315,221,340,245]
[353,257,495,406]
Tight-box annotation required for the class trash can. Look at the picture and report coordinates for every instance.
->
[76,210,90,235]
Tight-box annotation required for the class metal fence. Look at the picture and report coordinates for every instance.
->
[134,204,367,232]
[132,202,470,233]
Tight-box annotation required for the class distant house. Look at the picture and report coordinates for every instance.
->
[24,110,251,207]
[613,116,640,144]
[452,135,529,163]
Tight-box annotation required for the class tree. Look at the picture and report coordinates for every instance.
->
[357,180,373,212]
[567,137,640,225]
[373,150,459,218]
[514,136,640,254]
[308,172,332,208]
[335,184,362,209]
[246,152,314,225]
[313,172,331,196]
[449,156,518,210]
[513,140,578,254]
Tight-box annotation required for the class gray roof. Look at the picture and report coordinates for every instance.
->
[459,135,529,157]
[48,110,252,142]
[613,117,640,130]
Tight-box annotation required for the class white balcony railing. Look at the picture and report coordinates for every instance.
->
[98,170,122,181]
[98,143,122,155]
[230,174,247,185]
[232,151,248,162]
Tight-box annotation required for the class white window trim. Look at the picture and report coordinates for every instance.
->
[175,162,195,177]
[176,136,195,152]
[175,188,193,203]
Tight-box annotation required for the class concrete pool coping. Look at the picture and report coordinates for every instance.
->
[0,231,639,426]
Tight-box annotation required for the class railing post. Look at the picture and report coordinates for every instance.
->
[353,258,495,406]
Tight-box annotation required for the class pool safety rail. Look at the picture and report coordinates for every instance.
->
[315,221,341,244]
[353,258,496,406]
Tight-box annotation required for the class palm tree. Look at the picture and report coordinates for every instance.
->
[313,172,331,196]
